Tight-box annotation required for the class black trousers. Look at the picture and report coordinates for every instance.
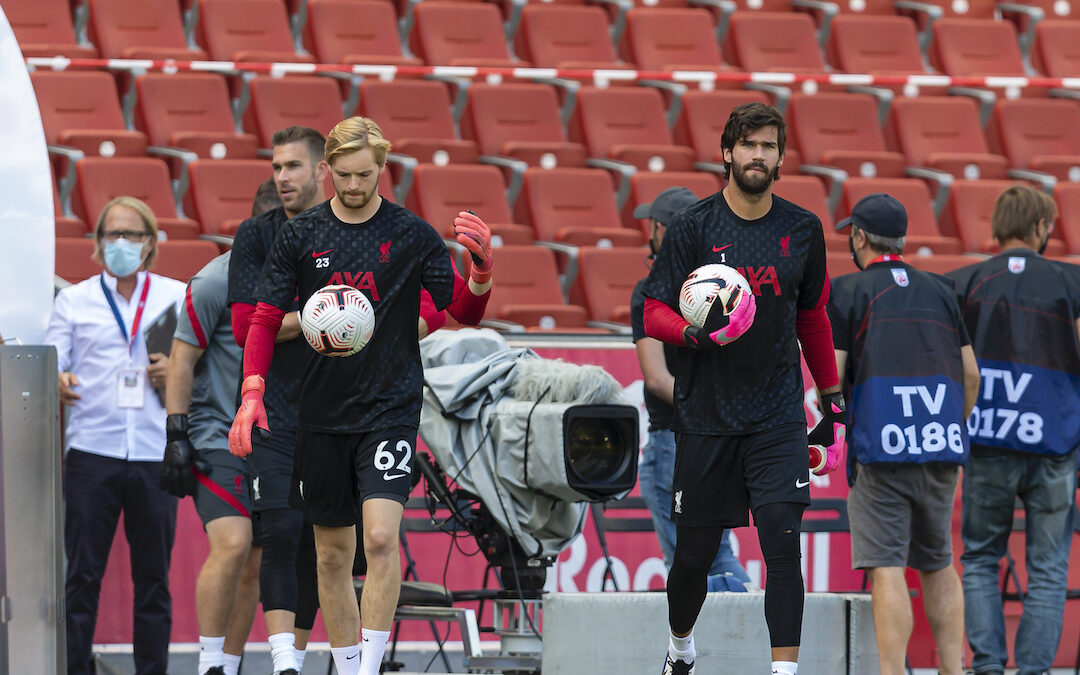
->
[64,449,177,675]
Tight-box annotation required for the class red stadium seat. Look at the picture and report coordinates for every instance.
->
[55,238,103,284]
[929,18,1025,76]
[674,90,772,164]
[624,171,719,231]
[514,5,625,69]
[242,77,343,148]
[838,178,964,254]
[461,83,588,168]
[6,0,98,58]
[1031,19,1080,78]
[410,2,524,67]
[787,92,907,179]
[155,240,222,282]
[406,164,534,243]
[988,98,1080,181]
[569,246,653,324]
[74,157,202,240]
[569,87,695,171]
[723,13,824,73]
[1054,182,1080,254]
[184,159,272,235]
[469,245,589,330]
[54,178,89,238]
[135,73,259,160]
[87,0,207,59]
[772,175,839,250]
[943,180,1046,254]
[31,70,148,158]
[904,253,986,276]
[514,168,643,246]
[303,0,423,65]
[826,15,925,75]
[197,0,315,63]
[359,80,479,165]
[887,96,1008,179]
[901,0,997,19]
[623,8,726,71]
[826,251,859,277]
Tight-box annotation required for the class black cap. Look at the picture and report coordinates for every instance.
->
[836,192,907,238]
[633,187,698,224]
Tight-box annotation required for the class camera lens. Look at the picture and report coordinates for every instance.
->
[566,419,625,483]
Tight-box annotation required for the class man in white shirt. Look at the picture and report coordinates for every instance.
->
[46,196,187,675]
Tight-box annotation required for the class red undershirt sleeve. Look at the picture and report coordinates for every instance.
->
[242,302,286,380]
[419,290,447,334]
[796,276,839,390]
[644,297,689,347]
[231,302,255,348]
[445,269,490,326]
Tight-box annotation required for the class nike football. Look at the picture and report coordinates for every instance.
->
[300,284,376,357]
[679,263,753,330]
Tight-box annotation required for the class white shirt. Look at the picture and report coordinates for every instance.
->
[45,270,186,461]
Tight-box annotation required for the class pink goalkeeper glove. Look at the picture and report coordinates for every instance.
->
[228,375,270,458]
[454,210,493,284]
[808,391,846,476]
[684,286,757,350]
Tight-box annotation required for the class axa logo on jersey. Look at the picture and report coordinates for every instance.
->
[325,271,381,300]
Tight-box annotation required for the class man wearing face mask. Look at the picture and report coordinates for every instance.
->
[45,196,187,675]
[947,185,1080,675]
[631,186,752,592]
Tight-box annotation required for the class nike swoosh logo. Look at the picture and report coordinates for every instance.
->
[384,472,406,481]
[346,653,358,660]
[312,248,333,258]
[713,244,732,252]
[795,479,810,488]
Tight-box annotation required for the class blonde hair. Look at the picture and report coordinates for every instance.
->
[325,117,392,167]
[992,185,1057,246]
[93,196,160,270]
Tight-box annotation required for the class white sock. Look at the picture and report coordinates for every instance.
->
[330,644,361,675]
[359,628,391,675]
[771,660,798,675]
[669,629,695,659]
[198,635,225,674]
[223,653,242,675]
[268,632,299,673]
[295,648,306,672]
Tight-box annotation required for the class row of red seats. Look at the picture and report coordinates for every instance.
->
[11,0,1080,78]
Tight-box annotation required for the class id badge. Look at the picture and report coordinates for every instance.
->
[117,368,145,409]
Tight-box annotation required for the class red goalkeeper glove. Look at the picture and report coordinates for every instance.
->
[808,391,846,476]
[228,375,270,458]
[454,210,493,284]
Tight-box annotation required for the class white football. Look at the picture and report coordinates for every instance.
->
[679,264,752,329]
[300,284,376,357]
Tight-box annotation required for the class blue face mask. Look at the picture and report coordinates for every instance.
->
[103,238,146,277]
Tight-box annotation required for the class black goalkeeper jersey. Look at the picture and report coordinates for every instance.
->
[641,191,828,435]
[254,199,455,433]
[227,206,308,432]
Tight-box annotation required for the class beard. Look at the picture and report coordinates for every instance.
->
[730,160,778,196]
[338,182,377,210]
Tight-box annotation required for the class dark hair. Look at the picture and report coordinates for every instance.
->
[251,178,282,217]
[720,102,786,179]
[270,126,327,165]
[991,185,1057,246]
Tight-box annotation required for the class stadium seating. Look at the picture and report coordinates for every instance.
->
[74,157,203,240]
[622,8,726,71]
[31,70,148,158]
[787,92,907,179]
[723,13,824,73]
[1031,19,1080,77]
[624,171,720,231]
[826,15,925,75]
[826,251,859,277]
[569,246,653,325]
[460,83,588,169]
[55,238,102,284]
[87,0,206,59]
[988,98,1080,181]
[184,159,272,235]
[838,178,964,254]
[772,175,840,249]
[674,90,772,164]
[942,179,1059,255]
[1054,182,1080,255]
[155,240,222,282]
[6,0,98,58]
[514,5,625,70]
[406,164,535,244]
[929,18,1026,76]
[409,2,523,67]
[905,253,985,276]
[54,178,89,238]
[887,96,1009,179]
[135,73,259,160]
[243,77,344,148]
[468,245,590,330]
[359,80,479,165]
[569,87,696,171]
[514,168,642,246]
[303,0,422,66]
[197,0,315,63]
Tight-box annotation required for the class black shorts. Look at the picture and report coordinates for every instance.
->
[193,447,253,526]
[248,427,298,512]
[673,422,811,528]
[289,426,416,527]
